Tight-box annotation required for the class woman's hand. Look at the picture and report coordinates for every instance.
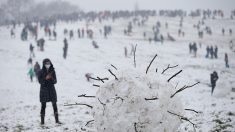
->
[45,74,53,80]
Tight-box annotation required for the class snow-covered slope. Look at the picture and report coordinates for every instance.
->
[0,16,235,132]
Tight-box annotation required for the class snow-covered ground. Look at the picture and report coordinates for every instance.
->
[0,16,235,132]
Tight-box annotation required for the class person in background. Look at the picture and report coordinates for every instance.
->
[34,62,41,81]
[214,46,218,59]
[210,71,219,95]
[28,67,35,82]
[29,43,35,58]
[206,45,210,58]
[225,53,229,68]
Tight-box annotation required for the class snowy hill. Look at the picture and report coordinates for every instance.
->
[0,16,235,131]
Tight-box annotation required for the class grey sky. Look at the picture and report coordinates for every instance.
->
[35,0,235,12]
[1,0,234,13]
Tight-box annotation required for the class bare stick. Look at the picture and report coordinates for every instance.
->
[162,64,179,74]
[167,70,182,82]
[64,103,93,109]
[134,44,137,68]
[134,122,138,132]
[85,120,94,126]
[78,94,96,98]
[81,127,86,131]
[111,64,118,70]
[185,109,201,114]
[108,69,118,80]
[145,97,158,100]
[98,77,108,83]
[89,76,108,83]
[89,76,100,80]
[93,84,100,87]
[96,77,104,83]
[167,111,196,128]
[98,98,106,115]
[98,98,106,106]
[171,82,200,98]
[111,96,124,104]
[146,54,158,74]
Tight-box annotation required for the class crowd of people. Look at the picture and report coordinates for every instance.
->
[4,8,234,125]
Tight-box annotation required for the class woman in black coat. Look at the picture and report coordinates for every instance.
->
[38,58,61,125]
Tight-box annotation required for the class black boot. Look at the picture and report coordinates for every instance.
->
[41,114,45,125]
[55,112,62,124]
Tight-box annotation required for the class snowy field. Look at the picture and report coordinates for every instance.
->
[0,16,235,132]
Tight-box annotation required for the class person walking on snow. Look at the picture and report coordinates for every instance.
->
[210,71,219,95]
[28,67,35,82]
[214,46,218,59]
[38,58,61,125]
[34,62,41,81]
[29,43,35,58]
[63,38,68,59]
[225,53,229,68]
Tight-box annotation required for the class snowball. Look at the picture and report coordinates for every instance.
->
[93,69,184,132]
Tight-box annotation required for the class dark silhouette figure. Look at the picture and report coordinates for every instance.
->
[206,46,210,58]
[38,58,61,125]
[214,46,218,59]
[63,38,68,59]
[210,71,219,95]
[225,53,229,68]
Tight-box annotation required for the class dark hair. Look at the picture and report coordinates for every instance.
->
[42,58,54,71]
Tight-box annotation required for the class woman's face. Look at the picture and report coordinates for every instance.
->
[45,61,51,69]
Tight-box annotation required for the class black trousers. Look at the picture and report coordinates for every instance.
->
[40,102,58,116]
[211,84,216,95]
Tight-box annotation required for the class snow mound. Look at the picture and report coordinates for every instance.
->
[93,69,184,132]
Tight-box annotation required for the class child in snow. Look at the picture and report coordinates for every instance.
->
[28,67,35,82]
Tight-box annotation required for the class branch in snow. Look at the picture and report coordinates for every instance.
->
[167,111,196,129]
[146,54,158,74]
[134,44,137,68]
[64,103,93,109]
[111,64,118,70]
[108,69,118,80]
[98,98,106,115]
[85,120,95,126]
[89,76,100,81]
[93,84,100,87]
[81,127,86,131]
[185,108,201,114]
[89,76,109,83]
[134,122,139,132]
[167,70,183,82]
[78,94,96,98]
[111,96,124,104]
[98,98,106,106]
[144,97,158,100]
[170,82,200,98]
[162,64,179,74]
[97,76,109,83]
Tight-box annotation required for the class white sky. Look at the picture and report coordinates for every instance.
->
[1,0,234,13]
[36,0,235,12]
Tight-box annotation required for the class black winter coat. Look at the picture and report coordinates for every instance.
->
[38,60,57,103]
